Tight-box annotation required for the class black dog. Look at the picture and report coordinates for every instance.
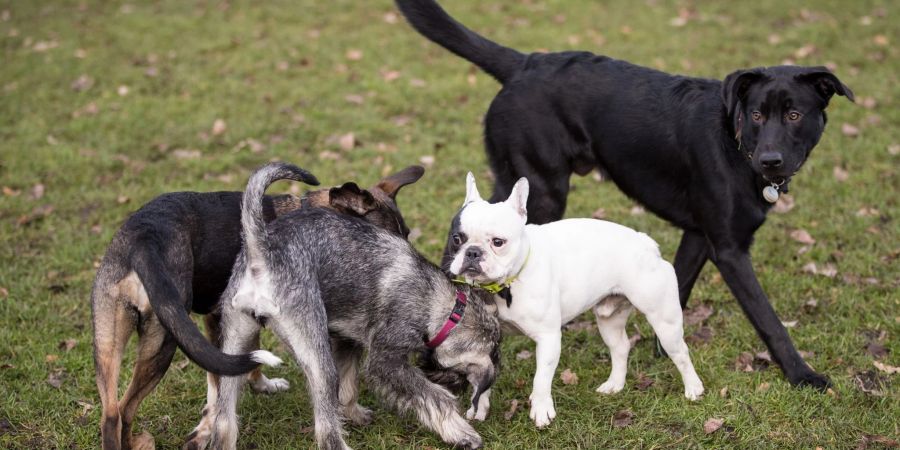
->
[397,0,854,389]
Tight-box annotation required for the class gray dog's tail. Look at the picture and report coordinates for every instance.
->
[241,162,319,269]
[131,245,283,376]
[395,0,525,84]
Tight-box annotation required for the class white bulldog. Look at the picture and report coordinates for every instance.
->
[446,173,704,427]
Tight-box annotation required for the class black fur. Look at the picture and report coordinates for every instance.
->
[397,0,855,389]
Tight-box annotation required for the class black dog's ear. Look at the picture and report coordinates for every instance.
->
[329,182,377,216]
[795,67,855,103]
[374,165,425,199]
[722,69,765,117]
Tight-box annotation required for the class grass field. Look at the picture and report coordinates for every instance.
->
[1,0,897,448]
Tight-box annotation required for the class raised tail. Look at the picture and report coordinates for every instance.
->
[130,244,282,376]
[241,162,319,270]
[396,0,525,84]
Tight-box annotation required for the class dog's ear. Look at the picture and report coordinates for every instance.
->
[464,172,483,205]
[795,67,855,103]
[374,165,425,199]
[722,69,765,117]
[329,182,377,216]
[505,177,529,219]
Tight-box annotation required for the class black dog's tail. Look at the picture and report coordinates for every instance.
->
[131,245,283,376]
[396,0,525,84]
[241,162,319,269]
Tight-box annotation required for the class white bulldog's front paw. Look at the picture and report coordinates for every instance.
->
[528,394,556,428]
[684,382,705,401]
[250,375,290,394]
[595,379,625,395]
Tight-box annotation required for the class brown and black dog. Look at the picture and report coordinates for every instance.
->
[91,164,424,450]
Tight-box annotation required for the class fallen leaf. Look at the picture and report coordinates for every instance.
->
[734,352,755,372]
[0,287,7,298]
[591,208,606,219]
[70,74,94,92]
[515,350,532,360]
[630,205,645,216]
[503,399,520,420]
[30,183,45,200]
[856,207,880,217]
[757,382,770,392]
[772,193,795,213]
[407,227,422,241]
[2,186,20,197]
[175,358,190,370]
[211,119,227,136]
[719,386,728,398]
[172,149,201,160]
[318,151,342,161]
[45,354,58,363]
[857,434,899,449]
[793,44,817,59]
[345,49,363,61]
[683,303,714,326]
[635,372,654,391]
[819,263,838,278]
[338,133,356,151]
[116,195,129,204]
[755,351,773,364]
[804,298,819,312]
[872,34,889,46]
[47,370,64,388]
[841,123,860,137]
[865,342,888,359]
[790,229,816,244]
[768,34,782,45]
[32,40,59,52]
[560,368,579,385]
[833,166,849,182]
[16,205,54,226]
[686,326,713,345]
[419,155,435,168]
[344,94,364,105]
[853,370,888,396]
[889,144,900,156]
[300,425,314,434]
[383,11,399,24]
[58,339,76,351]
[409,78,427,87]
[704,417,724,434]
[72,101,99,118]
[381,70,401,82]
[613,409,634,428]
[117,85,129,96]
[873,361,899,375]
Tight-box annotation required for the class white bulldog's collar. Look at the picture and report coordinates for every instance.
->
[453,248,531,307]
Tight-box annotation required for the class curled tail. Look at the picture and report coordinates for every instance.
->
[131,245,282,376]
[396,0,525,84]
[241,162,319,270]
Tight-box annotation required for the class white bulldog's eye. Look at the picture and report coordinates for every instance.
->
[452,233,463,246]
[491,238,505,248]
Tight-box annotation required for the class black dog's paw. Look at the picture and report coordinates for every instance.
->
[790,369,832,391]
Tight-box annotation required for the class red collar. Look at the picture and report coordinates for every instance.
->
[425,288,468,348]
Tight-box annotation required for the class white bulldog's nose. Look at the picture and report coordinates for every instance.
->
[465,246,484,261]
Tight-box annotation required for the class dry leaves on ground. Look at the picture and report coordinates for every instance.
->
[683,303,714,326]
[703,417,724,434]
[560,368,579,385]
[613,409,634,428]
[790,229,816,245]
[503,399,520,421]
[58,339,76,351]
[515,350,532,360]
[635,372,654,391]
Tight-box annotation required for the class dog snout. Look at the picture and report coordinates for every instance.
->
[465,246,483,261]
[759,152,784,169]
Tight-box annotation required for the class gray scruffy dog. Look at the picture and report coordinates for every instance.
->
[189,163,501,450]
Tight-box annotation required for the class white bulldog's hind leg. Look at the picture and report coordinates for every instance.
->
[593,298,633,395]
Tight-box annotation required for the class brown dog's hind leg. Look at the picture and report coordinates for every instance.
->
[118,313,177,450]
[94,279,138,450]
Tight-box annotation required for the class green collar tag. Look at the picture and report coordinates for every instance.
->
[452,249,531,294]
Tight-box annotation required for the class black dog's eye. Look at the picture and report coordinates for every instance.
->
[786,111,802,121]
[751,111,762,122]
[452,234,463,246]
[491,238,505,247]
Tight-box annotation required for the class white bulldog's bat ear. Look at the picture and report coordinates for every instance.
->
[505,177,529,219]
[464,172,483,205]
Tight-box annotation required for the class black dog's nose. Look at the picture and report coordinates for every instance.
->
[759,152,783,169]
[465,246,483,260]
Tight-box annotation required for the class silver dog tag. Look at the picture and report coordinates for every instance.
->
[763,185,779,203]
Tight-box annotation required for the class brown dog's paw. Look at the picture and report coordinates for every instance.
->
[130,431,155,450]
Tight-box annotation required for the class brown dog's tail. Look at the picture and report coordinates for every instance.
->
[130,244,283,376]
[396,0,525,84]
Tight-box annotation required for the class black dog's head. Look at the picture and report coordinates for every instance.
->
[723,66,854,184]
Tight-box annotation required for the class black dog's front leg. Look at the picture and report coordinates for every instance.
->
[673,230,709,309]
[365,347,482,449]
[712,247,830,389]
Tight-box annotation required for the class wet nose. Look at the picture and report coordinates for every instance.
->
[465,246,483,260]
[759,152,783,169]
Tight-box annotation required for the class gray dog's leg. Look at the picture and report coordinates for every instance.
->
[365,342,482,449]
[269,298,348,450]
[208,310,260,450]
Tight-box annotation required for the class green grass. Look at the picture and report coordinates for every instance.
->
[1,0,897,448]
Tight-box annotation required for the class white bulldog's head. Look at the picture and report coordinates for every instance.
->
[445,172,529,284]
